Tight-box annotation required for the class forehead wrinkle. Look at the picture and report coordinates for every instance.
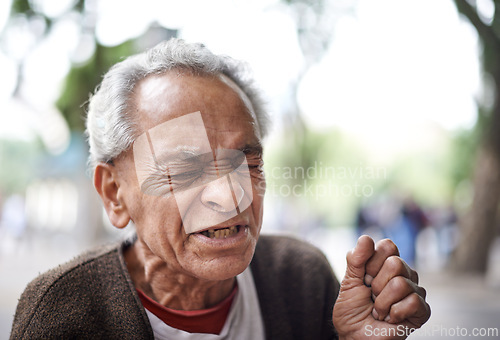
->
[132,73,260,148]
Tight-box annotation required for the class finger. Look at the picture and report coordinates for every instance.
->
[344,235,375,284]
[364,239,400,286]
[385,292,431,326]
[372,276,426,321]
[370,256,415,296]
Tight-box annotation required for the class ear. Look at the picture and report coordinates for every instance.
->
[94,163,131,229]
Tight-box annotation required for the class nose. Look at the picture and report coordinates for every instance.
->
[201,175,245,213]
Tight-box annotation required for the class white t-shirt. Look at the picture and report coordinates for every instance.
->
[144,267,265,340]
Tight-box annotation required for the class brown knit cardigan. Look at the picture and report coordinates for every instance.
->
[10,234,340,339]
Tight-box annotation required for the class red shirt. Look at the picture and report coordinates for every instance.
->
[136,285,238,334]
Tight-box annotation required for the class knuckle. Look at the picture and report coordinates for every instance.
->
[378,239,399,256]
[385,255,404,273]
[425,301,432,319]
[418,286,427,299]
[390,305,404,321]
[373,297,389,315]
[412,269,419,284]
[388,275,408,293]
[407,293,422,312]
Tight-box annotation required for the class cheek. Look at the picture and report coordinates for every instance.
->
[251,178,265,222]
[133,196,189,261]
[132,194,181,231]
[252,176,266,203]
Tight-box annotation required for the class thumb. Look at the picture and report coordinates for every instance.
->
[344,235,375,283]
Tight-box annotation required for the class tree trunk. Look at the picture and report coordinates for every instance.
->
[452,66,500,273]
[452,145,500,273]
[450,0,500,274]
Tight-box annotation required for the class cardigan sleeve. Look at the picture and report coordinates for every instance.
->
[10,243,154,340]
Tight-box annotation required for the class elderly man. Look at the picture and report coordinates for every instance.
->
[11,39,430,339]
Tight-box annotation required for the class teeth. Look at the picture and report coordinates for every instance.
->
[200,226,240,239]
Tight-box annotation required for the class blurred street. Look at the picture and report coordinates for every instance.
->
[410,272,500,339]
[1,227,499,339]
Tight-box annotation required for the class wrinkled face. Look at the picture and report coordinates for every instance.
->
[115,72,265,281]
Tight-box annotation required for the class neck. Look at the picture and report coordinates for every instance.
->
[124,240,235,310]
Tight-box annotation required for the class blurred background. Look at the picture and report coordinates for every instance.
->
[1,0,499,338]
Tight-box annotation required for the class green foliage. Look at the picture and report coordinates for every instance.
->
[56,40,136,131]
[448,125,481,188]
[11,0,53,30]
[11,0,32,15]
[0,139,42,194]
[265,120,478,226]
[74,0,85,13]
[10,0,138,132]
[390,150,454,205]
[264,125,385,226]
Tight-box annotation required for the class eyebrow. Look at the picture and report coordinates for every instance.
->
[155,145,205,163]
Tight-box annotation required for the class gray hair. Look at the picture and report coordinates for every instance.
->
[85,38,269,170]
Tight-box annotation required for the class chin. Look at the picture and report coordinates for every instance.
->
[191,250,255,282]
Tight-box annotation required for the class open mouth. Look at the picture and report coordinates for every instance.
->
[198,225,242,239]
